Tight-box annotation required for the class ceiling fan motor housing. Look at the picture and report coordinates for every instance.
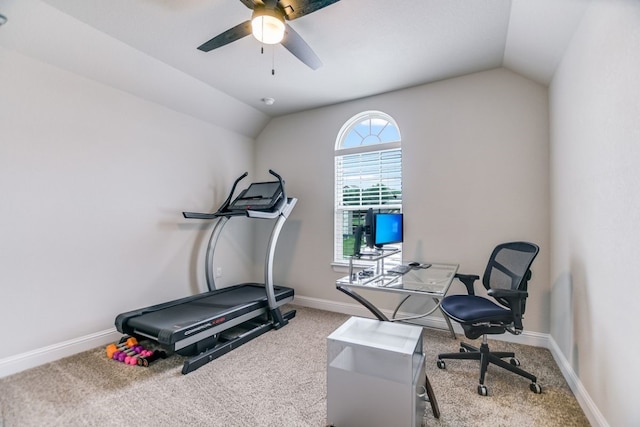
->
[251,5,286,44]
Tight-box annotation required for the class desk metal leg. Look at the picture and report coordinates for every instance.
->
[336,285,389,321]
[434,298,456,340]
[434,297,456,339]
[392,295,412,319]
[425,372,440,419]
[337,286,456,338]
[390,295,457,339]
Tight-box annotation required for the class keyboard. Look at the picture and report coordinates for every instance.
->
[387,265,412,275]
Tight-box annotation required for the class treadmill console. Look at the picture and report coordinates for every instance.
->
[182,170,289,220]
[228,181,283,211]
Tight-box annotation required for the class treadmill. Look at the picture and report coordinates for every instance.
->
[115,170,297,374]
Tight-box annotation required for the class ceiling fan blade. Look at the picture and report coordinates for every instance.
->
[281,23,322,70]
[197,21,252,52]
[282,0,341,20]
[238,0,257,9]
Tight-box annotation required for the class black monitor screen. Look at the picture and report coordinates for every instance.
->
[374,213,403,247]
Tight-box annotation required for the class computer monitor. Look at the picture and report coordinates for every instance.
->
[364,208,375,249]
[352,222,362,256]
[374,212,403,247]
[352,208,376,256]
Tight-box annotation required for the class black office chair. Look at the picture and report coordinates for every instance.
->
[436,241,542,396]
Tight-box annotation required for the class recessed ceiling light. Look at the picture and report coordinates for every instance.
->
[262,97,275,106]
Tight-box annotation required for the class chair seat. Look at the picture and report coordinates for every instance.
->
[440,294,512,325]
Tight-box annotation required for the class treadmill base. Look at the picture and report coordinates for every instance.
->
[181,308,296,374]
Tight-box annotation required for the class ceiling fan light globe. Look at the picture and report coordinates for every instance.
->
[251,9,285,44]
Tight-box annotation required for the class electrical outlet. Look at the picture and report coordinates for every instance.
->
[215,267,222,278]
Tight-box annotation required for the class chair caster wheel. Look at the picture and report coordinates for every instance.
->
[509,357,520,366]
[477,385,488,396]
[436,359,446,369]
[530,382,542,394]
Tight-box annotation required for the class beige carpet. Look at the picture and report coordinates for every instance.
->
[0,306,589,426]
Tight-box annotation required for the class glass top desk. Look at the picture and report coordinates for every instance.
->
[336,260,460,338]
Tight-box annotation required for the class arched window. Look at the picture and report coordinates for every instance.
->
[334,111,402,263]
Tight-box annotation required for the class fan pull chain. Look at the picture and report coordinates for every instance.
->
[258,41,275,75]
[261,17,265,55]
[260,17,273,75]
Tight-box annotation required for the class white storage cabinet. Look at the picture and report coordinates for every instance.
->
[326,317,426,427]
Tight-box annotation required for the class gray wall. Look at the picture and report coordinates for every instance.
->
[549,1,640,425]
[0,46,256,359]
[255,67,551,334]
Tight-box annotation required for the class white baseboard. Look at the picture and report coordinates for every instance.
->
[0,296,607,427]
[0,329,121,379]
[548,337,609,427]
[293,294,604,426]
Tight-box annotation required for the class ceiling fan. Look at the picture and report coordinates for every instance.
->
[197,0,341,70]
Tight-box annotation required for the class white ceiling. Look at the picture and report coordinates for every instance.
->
[0,0,590,119]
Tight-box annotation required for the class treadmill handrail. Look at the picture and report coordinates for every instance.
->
[183,172,248,219]
[268,169,286,208]
[219,171,249,213]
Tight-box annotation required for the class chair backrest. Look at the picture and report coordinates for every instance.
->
[482,242,540,309]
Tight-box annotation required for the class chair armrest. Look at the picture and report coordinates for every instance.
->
[487,288,528,299]
[487,288,528,330]
[454,273,480,295]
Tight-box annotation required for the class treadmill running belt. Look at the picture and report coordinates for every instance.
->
[119,283,293,346]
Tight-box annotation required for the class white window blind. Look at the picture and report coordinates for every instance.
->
[334,148,402,262]
[336,149,402,208]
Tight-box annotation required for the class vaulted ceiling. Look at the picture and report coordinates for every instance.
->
[0,0,590,134]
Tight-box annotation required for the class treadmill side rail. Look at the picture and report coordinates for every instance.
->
[264,197,298,312]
